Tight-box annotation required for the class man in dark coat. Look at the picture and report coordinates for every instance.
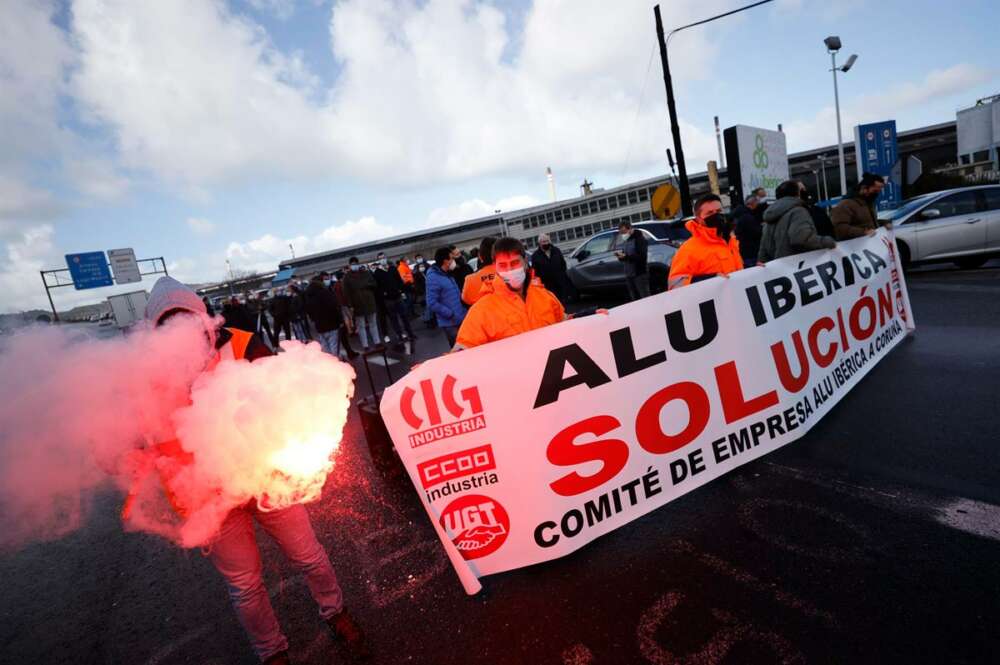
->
[269,288,293,342]
[530,233,572,302]
[304,273,344,357]
[615,220,649,301]
[732,195,762,268]
[372,252,414,342]
[222,296,254,333]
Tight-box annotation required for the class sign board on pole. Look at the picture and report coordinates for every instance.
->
[108,248,142,285]
[854,120,902,211]
[650,184,681,220]
[723,125,789,203]
[65,252,114,290]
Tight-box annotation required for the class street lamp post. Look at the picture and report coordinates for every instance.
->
[824,36,857,196]
[654,0,774,217]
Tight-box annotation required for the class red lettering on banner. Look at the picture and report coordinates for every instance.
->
[417,445,496,489]
[547,416,629,497]
[807,317,837,368]
[715,361,779,424]
[635,382,710,455]
[770,331,810,393]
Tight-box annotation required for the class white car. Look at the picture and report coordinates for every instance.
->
[880,185,1000,269]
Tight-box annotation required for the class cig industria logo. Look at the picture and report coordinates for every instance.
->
[400,375,486,448]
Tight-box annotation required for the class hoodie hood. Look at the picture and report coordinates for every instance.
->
[685,218,733,246]
[145,276,207,324]
[762,196,804,224]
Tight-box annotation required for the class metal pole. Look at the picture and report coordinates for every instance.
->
[820,156,830,201]
[714,116,725,169]
[831,51,847,196]
[40,271,59,322]
[161,257,169,276]
[655,5,692,217]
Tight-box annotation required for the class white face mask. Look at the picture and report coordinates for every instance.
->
[498,265,526,289]
[757,195,767,204]
[620,233,630,242]
[350,264,360,272]
[323,279,331,287]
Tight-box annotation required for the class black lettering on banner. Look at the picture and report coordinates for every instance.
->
[610,327,666,378]
[745,284,768,327]
[851,252,871,279]
[664,299,719,352]
[764,276,796,320]
[841,255,856,286]
[814,260,841,295]
[863,248,888,274]
[534,344,612,408]
[793,265,824,306]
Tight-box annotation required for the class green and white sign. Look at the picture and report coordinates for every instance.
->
[723,125,789,201]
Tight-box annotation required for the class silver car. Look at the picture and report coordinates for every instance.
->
[880,185,1000,269]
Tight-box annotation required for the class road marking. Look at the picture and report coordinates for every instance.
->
[738,498,876,563]
[935,498,1000,542]
[762,462,1000,543]
[637,591,806,665]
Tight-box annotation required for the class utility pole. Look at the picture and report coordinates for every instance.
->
[654,1,774,218]
[654,5,691,217]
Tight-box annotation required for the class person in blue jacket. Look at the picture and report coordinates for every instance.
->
[424,246,468,347]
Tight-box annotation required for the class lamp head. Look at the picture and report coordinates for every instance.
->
[824,35,842,52]
[841,54,858,72]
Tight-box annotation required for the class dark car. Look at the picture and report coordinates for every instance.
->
[566,220,691,295]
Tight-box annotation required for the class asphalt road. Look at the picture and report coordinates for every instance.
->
[2,262,999,665]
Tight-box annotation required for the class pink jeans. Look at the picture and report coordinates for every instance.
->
[209,503,343,661]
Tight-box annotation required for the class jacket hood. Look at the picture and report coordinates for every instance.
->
[145,276,206,323]
[685,219,731,245]
[762,196,804,223]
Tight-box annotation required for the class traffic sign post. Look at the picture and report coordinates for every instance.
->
[108,248,142,285]
[854,120,902,211]
[65,252,114,290]
[40,255,168,322]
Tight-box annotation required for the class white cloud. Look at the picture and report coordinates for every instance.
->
[65,0,730,190]
[783,63,998,153]
[425,193,542,227]
[0,224,57,314]
[224,216,393,274]
[186,217,216,235]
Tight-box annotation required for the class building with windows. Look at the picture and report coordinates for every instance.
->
[192,120,960,300]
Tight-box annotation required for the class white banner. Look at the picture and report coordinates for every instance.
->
[380,231,915,594]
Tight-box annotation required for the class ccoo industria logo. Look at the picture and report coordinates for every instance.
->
[400,375,486,448]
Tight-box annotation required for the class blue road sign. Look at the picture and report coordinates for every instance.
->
[65,252,113,290]
[854,120,902,211]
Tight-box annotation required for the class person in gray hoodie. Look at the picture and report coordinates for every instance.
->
[758,180,836,264]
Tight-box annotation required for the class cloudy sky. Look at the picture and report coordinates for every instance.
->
[2,0,999,312]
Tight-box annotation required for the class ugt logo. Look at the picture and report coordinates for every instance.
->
[401,375,486,448]
[440,494,510,560]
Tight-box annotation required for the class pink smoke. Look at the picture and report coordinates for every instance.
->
[0,319,355,550]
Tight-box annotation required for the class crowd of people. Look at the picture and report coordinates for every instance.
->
[207,172,889,365]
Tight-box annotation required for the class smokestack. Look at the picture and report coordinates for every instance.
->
[546,167,556,202]
[778,123,783,132]
[714,116,725,169]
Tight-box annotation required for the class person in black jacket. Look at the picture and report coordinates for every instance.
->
[530,233,572,303]
[269,288,293,343]
[373,253,414,343]
[615,220,649,301]
[303,273,344,357]
[733,195,762,268]
[222,296,254,332]
[288,282,311,341]
[448,245,474,290]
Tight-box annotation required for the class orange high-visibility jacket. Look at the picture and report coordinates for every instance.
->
[456,281,565,349]
[121,327,254,521]
[461,264,497,305]
[667,219,743,289]
[398,260,414,285]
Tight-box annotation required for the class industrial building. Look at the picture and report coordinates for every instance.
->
[198,119,962,300]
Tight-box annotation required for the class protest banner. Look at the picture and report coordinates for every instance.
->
[380,230,915,594]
